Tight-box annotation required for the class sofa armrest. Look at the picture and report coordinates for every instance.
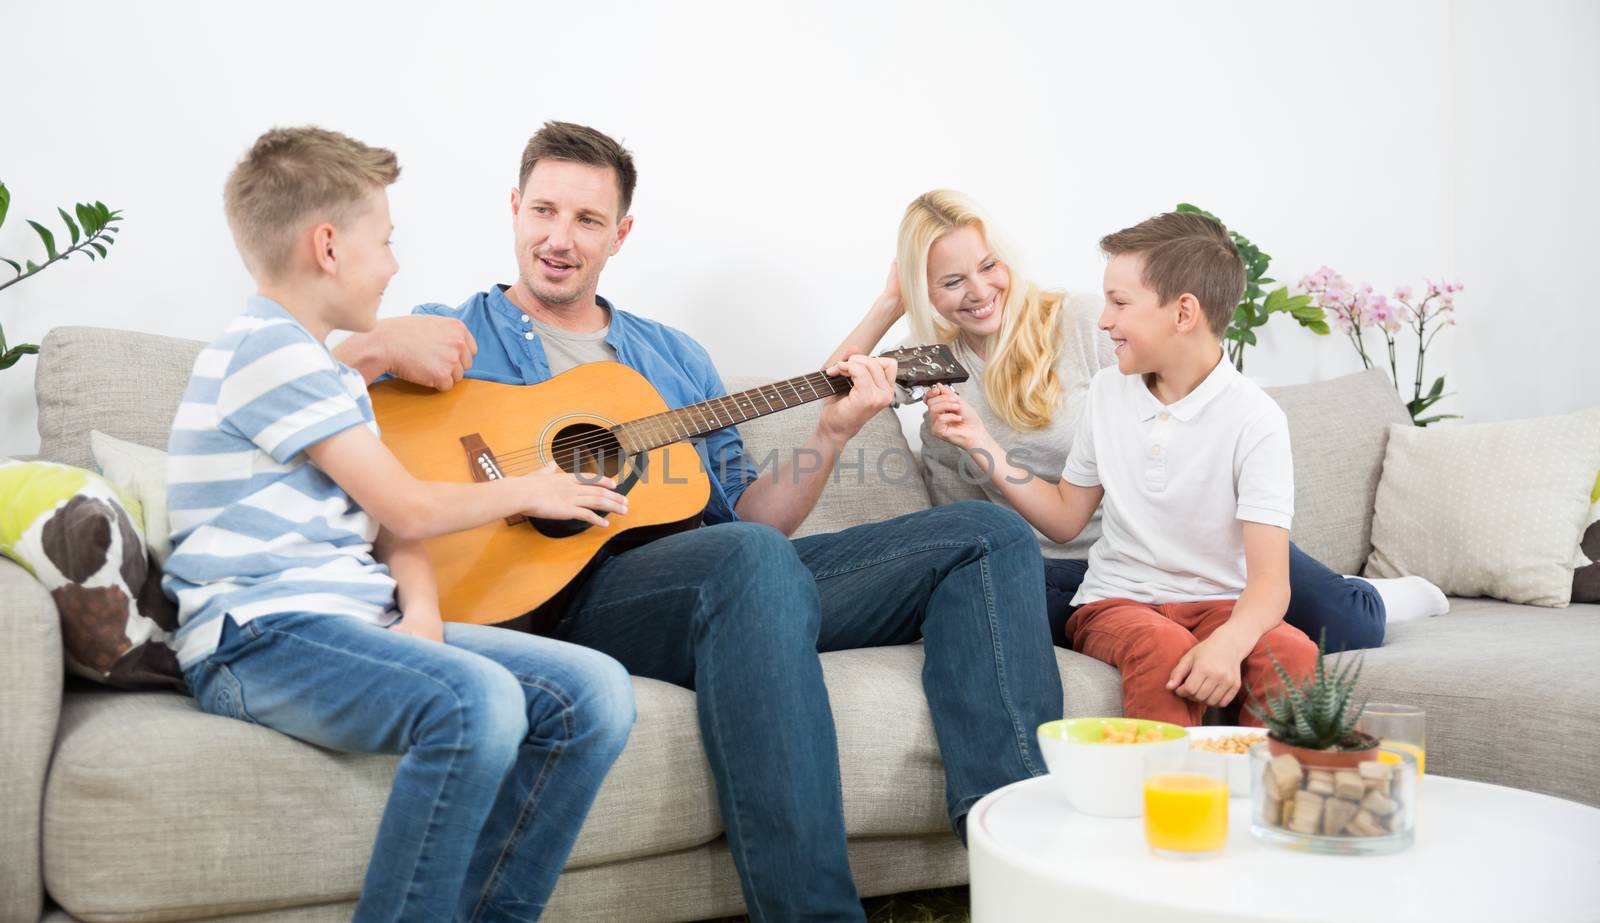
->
[0,557,62,923]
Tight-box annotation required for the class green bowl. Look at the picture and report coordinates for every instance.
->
[1038,717,1189,745]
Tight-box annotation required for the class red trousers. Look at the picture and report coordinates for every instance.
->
[1064,598,1318,727]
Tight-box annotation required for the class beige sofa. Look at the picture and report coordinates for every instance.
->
[4,327,1596,923]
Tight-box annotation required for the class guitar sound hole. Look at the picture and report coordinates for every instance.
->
[532,424,637,539]
[550,424,625,479]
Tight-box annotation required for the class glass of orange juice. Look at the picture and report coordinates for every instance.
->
[1358,703,1425,778]
[1143,750,1229,858]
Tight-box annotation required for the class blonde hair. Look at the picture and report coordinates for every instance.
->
[898,190,1064,431]
[224,126,400,279]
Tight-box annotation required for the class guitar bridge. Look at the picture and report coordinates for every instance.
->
[461,434,527,526]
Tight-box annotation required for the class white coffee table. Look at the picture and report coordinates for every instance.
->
[968,773,1600,922]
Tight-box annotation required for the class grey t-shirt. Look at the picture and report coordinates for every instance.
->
[914,290,1116,559]
[530,313,618,374]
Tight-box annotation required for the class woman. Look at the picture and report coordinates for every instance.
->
[832,190,1443,652]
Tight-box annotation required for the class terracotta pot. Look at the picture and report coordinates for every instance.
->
[1266,732,1380,770]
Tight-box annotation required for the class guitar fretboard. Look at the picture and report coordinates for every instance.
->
[613,372,850,454]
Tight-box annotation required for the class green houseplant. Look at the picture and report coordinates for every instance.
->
[1175,203,1328,372]
[0,181,125,370]
[1250,632,1378,765]
[1247,634,1414,850]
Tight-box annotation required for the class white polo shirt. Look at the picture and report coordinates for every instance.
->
[1063,356,1294,606]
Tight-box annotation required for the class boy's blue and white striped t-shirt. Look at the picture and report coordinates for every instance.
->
[163,296,398,669]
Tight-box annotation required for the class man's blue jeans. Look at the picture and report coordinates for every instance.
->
[552,501,1063,923]
[185,614,635,923]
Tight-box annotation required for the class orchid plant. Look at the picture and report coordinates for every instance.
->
[1298,266,1462,426]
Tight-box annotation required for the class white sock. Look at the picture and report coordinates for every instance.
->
[1346,575,1450,624]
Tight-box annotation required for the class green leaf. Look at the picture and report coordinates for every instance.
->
[1427,376,1445,399]
[1307,320,1331,335]
[90,242,107,258]
[1242,329,1258,345]
[1263,287,1289,312]
[0,181,8,230]
[57,207,80,246]
[26,259,40,273]
[1,257,20,277]
[1258,276,1276,286]
[94,201,110,224]
[76,203,99,234]
[0,344,40,370]
[1414,414,1463,427]
[27,220,58,259]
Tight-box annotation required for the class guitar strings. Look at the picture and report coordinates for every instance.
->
[476,371,856,466]
[450,358,952,473]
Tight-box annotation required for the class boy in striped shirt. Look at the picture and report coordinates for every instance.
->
[163,127,634,922]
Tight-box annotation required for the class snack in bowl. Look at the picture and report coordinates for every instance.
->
[1185,726,1265,796]
[1037,718,1189,817]
[1191,732,1265,755]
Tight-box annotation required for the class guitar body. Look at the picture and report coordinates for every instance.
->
[370,363,711,624]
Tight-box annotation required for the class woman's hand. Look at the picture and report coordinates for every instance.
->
[872,260,905,322]
[926,384,988,451]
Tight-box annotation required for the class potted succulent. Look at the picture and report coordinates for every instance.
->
[1251,633,1378,769]
[1247,636,1415,851]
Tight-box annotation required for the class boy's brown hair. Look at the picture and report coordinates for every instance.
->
[1099,212,1245,338]
[224,127,400,279]
[518,121,637,217]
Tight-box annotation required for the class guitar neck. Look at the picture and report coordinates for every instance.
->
[614,371,850,453]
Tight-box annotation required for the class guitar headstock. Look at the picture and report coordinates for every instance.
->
[877,343,970,392]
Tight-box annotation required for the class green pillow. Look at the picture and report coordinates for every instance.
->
[0,459,183,689]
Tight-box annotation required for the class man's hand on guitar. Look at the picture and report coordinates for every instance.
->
[517,463,630,527]
[817,349,898,447]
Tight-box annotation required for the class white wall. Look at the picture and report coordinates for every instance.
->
[1,0,1592,456]
[1449,0,1600,423]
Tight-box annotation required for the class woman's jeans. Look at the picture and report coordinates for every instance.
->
[1042,542,1386,653]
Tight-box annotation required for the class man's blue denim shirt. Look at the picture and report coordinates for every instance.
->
[411,285,757,524]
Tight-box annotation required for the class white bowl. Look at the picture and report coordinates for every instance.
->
[1037,718,1190,817]
[1183,725,1268,797]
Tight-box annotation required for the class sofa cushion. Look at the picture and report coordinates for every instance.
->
[1571,473,1600,603]
[45,642,1091,920]
[0,460,181,690]
[1263,368,1411,575]
[91,429,177,566]
[1330,597,1600,807]
[1365,408,1600,606]
[36,327,205,469]
[727,376,931,537]
[44,674,718,921]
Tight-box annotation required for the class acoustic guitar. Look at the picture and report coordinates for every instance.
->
[368,345,969,624]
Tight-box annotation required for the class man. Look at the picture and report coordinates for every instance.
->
[335,121,1062,922]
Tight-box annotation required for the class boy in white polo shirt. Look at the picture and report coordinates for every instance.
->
[926,211,1317,726]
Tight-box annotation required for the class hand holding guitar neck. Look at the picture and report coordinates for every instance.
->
[817,349,899,447]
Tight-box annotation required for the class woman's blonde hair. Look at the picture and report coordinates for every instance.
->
[897,190,1064,431]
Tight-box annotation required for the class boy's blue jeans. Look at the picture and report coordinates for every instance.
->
[185,614,635,923]
[552,501,1063,923]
